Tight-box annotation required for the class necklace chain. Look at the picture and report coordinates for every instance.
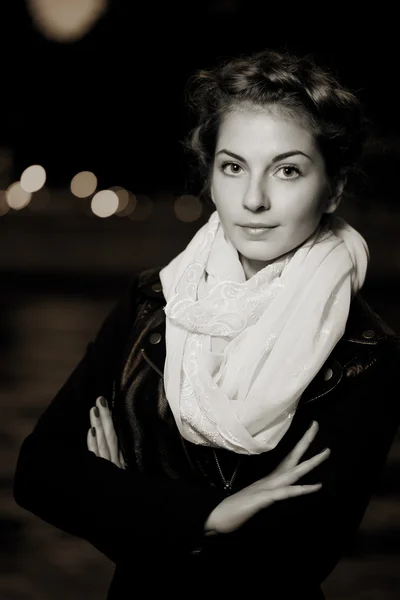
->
[213,450,240,493]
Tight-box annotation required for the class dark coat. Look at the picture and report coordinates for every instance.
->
[13,266,400,599]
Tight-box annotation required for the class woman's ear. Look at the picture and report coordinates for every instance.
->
[324,177,346,214]
[209,185,216,206]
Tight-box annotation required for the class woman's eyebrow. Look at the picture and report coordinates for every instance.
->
[216,148,313,163]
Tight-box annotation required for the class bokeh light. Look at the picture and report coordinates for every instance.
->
[174,194,203,222]
[91,189,119,218]
[128,194,153,221]
[70,171,97,198]
[0,190,10,216]
[26,0,108,43]
[109,186,130,213]
[20,165,47,193]
[6,182,32,210]
[115,191,136,217]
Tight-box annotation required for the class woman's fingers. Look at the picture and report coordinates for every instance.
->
[206,479,323,534]
[261,447,330,490]
[251,482,323,514]
[205,425,327,535]
[87,427,99,456]
[285,420,320,465]
[271,421,319,475]
[87,397,125,469]
[264,483,322,503]
[206,424,328,536]
[90,404,111,461]
[96,397,120,465]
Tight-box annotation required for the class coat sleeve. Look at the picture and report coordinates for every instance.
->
[200,338,400,587]
[13,276,224,564]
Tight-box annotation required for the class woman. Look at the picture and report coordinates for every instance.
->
[13,49,400,598]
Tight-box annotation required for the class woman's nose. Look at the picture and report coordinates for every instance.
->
[242,180,270,211]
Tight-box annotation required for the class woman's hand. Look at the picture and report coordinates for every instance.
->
[87,396,126,469]
[205,420,329,535]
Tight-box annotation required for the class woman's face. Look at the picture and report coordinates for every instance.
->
[210,107,341,279]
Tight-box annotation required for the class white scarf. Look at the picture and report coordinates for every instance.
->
[159,210,369,455]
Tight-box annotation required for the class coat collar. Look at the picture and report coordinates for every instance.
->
[137,266,396,404]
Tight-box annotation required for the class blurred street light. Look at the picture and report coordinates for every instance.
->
[26,0,108,43]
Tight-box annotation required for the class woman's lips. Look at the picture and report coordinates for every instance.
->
[240,225,277,237]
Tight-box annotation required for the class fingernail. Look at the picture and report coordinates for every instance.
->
[309,420,318,430]
[94,406,100,418]
[100,397,107,408]
[91,427,96,437]
[322,447,331,455]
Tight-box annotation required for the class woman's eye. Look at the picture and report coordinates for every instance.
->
[276,165,301,180]
[221,162,244,176]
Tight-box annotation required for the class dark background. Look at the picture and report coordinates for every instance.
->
[1,2,399,598]
[2,1,400,191]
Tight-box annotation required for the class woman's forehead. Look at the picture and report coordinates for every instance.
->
[216,108,319,161]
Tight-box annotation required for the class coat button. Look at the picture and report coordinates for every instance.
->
[323,368,333,381]
[362,329,376,339]
[152,282,162,293]
[149,332,162,344]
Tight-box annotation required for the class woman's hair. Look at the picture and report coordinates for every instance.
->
[184,48,367,206]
